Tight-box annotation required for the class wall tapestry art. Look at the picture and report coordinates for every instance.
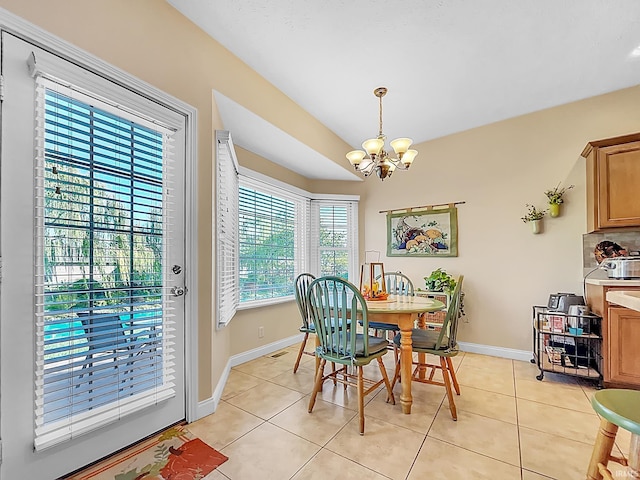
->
[387,207,458,257]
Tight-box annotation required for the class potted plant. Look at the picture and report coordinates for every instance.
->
[521,204,547,234]
[544,183,574,217]
[423,268,457,293]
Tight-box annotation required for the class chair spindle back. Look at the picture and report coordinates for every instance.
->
[307,276,371,360]
[294,273,316,329]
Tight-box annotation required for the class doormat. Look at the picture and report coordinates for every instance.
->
[66,426,228,480]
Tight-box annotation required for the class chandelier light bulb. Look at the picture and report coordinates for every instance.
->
[346,150,366,168]
[362,138,384,156]
[390,137,413,156]
[387,161,397,177]
[401,149,418,167]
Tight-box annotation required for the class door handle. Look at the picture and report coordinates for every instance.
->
[171,286,187,297]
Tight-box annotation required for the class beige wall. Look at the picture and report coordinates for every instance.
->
[361,85,640,351]
[0,0,355,401]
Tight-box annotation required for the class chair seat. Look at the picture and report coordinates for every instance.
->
[591,389,640,436]
[317,334,389,360]
[367,321,399,331]
[392,329,452,352]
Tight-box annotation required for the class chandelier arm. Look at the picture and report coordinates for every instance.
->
[385,157,406,170]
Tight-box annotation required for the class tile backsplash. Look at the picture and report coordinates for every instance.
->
[583,230,640,268]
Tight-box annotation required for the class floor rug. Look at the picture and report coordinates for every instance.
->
[66,425,228,480]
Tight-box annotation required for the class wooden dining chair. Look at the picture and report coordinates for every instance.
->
[391,275,464,420]
[293,273,316,373]
[307,276,395,435]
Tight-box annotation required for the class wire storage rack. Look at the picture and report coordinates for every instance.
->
[531,306,603,387]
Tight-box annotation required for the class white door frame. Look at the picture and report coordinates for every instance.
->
[0,6,200,421]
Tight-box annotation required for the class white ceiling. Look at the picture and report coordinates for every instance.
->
[168,0,640,180]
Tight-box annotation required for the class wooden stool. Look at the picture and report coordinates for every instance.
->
[587,389,640,480]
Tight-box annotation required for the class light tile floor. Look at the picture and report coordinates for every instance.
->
[189,340,632,480]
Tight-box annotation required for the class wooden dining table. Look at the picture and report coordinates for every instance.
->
[363,295,446,414]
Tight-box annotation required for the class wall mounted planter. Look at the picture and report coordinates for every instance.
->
[549,203,561,218]
[530,219,543,234]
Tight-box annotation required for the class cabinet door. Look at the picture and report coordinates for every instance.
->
[596,141,640,229]
[608,307,640,386]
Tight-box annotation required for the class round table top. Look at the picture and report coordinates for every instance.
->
[364,295,446,314]
[592,389,640,436]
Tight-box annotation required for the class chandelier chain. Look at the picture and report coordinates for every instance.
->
[378,94,384,137]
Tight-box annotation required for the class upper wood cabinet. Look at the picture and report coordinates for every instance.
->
[582,133,640,232]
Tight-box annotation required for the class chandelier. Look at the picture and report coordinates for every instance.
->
[346,87,417,181]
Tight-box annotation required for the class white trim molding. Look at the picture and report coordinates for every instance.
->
[458,341,532,362]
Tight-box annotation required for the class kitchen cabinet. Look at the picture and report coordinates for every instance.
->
[586,282,640,388]
[582,132,640,232]
[608,307,640,386]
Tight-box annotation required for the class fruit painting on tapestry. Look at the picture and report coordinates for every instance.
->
[386,207,458,257]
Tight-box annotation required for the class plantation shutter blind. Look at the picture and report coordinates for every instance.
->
[33,74,178,450]
[310,200,359,281]
[215,131,239,328]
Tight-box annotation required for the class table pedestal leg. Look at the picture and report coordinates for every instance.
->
[398,314,413,414]
[416,313,426,380]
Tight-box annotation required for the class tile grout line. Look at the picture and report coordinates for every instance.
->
[513,359,525,480]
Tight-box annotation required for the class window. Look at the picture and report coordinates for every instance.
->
[214,131,358,323]
[238,176,307,306]
[310,201,358,280]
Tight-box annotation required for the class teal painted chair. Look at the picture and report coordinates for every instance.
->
[293,273,316,373]
[391,275,463,420]
[307,276,395,435]
[368,272,414,332]
[586,389,640,480]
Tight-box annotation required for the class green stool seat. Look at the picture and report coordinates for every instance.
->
[587,388,640,480]
[591,389,640,436]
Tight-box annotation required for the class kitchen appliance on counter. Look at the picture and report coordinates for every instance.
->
[600,256,640,279]
[547,293,585,313]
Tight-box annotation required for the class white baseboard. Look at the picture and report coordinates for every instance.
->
[229,334,303,367]
[458,341,531,362]
[195,396,217,419]
[192,334,304,421]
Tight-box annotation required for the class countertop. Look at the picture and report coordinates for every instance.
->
[606,291,640,312]
[585,278,640,287]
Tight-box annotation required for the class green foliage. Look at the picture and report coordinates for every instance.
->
[544,183,574,204]
[520,204,546,222]
[424,268,456,293]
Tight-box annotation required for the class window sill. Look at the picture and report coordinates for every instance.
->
[237,295,295,311]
